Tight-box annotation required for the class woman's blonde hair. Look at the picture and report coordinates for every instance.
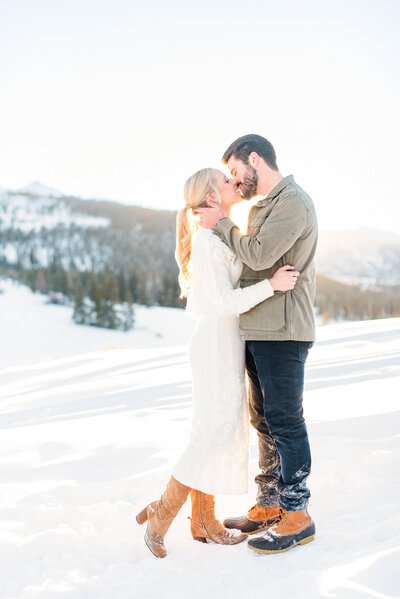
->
[175,168,220,298]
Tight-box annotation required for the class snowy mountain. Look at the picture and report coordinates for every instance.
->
[0,184,180,306]
[0,183,399,315]
[18,180,64,198]
[317,228,400,287]
[0,188,110,269]
[0,191,110,235]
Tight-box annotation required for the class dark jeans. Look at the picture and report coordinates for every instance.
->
[246,340,313,511]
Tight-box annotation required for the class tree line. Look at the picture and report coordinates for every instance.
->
[0,194,184,330]
[316,274,400,323]
[1,192,400,329]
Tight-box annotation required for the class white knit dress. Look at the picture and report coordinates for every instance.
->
[172,228,274,495]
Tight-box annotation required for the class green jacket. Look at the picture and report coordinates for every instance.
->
[214,175,318,341]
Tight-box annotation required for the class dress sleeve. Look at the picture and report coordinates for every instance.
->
[205,236,274,316]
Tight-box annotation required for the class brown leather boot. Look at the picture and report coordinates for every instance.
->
[247,508,315,554]
[189,490,248,545]
[136,476,190,558]
[223,504,281,534]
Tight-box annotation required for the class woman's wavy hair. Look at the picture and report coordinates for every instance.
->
[175,168,220,298]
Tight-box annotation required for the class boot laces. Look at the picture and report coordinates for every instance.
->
[262,507,286,529]
[268,508,294,534]
[259,505,281,527]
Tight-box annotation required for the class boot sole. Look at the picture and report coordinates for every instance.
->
[225,523,272,536]
[248,534,315,554]
[247,524,270,535]
[192,534,248,545]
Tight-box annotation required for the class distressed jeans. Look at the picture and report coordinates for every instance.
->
[246,340,313,512]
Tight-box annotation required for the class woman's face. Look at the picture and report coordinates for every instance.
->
[213,169,242,210]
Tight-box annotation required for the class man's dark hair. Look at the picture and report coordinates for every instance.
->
[222,134,278,171]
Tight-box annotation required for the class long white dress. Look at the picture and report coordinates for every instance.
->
[172,228,274,495]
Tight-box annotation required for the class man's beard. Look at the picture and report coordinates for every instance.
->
[241,165,258,200]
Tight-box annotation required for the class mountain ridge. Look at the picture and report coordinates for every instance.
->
[1,185,399,316]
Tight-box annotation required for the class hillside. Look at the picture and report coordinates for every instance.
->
[1,184,400,321]
[316,228,400,288]
[0,186,181,308]
[316,274,400,322]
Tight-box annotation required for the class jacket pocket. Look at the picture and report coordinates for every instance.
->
[240,281,287,332]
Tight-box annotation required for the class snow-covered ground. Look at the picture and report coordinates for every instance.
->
[1,279,399,599]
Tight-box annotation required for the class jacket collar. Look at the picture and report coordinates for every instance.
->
[255,175,294,206]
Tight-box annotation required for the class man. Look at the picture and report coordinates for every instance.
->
[198,134,318,554]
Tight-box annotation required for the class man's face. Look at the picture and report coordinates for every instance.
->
[227,155,259,200]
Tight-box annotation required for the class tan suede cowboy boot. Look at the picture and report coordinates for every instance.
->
[189,489,248,545]
[136,476,190,558]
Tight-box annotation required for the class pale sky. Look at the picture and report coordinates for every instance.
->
[1,0,399,234]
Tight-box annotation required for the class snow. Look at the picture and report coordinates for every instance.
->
[316,229,400,286]
[18,182,64,199]
[0,279,399,599]
[1,243,18,264]
[0,193,110,234]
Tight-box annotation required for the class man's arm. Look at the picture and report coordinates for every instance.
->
[214,195,308,271]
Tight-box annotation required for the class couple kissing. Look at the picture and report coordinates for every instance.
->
[137,133,318,557]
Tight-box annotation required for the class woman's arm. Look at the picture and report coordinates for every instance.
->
[205,239,298,316]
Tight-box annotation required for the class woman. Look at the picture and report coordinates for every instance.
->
[137,168,299,558]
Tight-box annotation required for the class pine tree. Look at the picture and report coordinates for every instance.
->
[118,270,127,302]
[73,285,88,324]
[122,290,135,331]
[128,271,139,300]
[35,269,47,293]
[89,273,103,326]
[101,270,119,329]
[104,270,120,303]
[29,248,38,269]
[60,269,68,296]
[28,268,36,291]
